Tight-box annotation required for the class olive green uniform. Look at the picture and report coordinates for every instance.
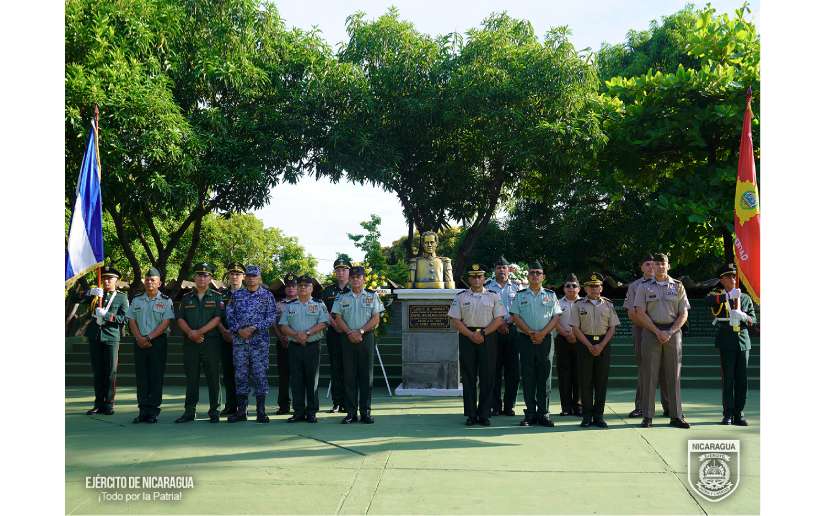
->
[84,290,129,412]
[220,287,240,413]
[320,282,350,409]
[127,292,176,419]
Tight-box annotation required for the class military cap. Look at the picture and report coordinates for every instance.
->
[583,272,604,286]
[245,265,261,276]
[639,253,656,264]
[101,265,121,278]
[297,274,315,284]
[193,262,214,275]
[350,266,366,277]
[564,273,579,286]
[283,272,298,285]
[719,263,737,278]
[528,260,544,271]
[467,263,485,276]
[227,261,245,274]
[494,256,510,267]
[333,256,352,270]
[652,252,669,263]
[145,267,161,278]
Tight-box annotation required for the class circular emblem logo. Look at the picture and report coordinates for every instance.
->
[697,458,732,496]
[740,190,758,210]
[472,264,479,271]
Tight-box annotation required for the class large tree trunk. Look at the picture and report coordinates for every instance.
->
[722,227,735,265]
[108,205,143,293]
[174,214,204,297]
[454,168,506,278]
[406,218,414,260]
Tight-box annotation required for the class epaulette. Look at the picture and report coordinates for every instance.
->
[518,287,529,293]
[672,278,683,284]
[641,277,653,283]
[160,293,170,299]
[602,297,613,304]
[285,298,298,304]
[574,298,587,304]
[365,288,375,293]
[483,278,493,285]
[209,288,222,296]
[456,289,467,295]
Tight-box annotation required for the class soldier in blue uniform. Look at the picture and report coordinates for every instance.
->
[319,257,351,413]
[279,275,331,423]
[485,256,520,417]
[331,266,385,424]
[217,262,245,417]
[225,265,277,423]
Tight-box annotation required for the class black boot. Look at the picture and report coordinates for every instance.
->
[256,396,270,423]
[228,399,248,423]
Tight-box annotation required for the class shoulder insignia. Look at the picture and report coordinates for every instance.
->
[160,293,170,299]
[365,288,375,293]
[574,298,586,304]
[285,299,298,304]
[518,287,528,293]
[602,297,613,304]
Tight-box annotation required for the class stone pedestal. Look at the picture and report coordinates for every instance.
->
[394,289,463,396]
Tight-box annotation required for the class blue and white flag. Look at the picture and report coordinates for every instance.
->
[65,121,104,287]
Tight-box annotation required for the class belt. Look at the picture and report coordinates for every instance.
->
[585,334,606,342]
[467,326,487,331]
[653,322,676,330]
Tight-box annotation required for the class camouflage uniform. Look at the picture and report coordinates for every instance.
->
[226,286,277,401]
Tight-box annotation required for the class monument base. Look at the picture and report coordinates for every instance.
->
[394,384,463,397]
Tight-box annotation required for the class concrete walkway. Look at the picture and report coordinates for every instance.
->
[66,386,759,514]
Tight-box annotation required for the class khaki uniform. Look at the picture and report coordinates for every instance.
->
[448,289,506,420]
[569,297,620,419]
[633,277,690,419]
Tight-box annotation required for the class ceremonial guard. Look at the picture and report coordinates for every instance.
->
[706,264,756,426]
[279,275,330,423]
[175,262,225,423]
[273,273,299,415]
[448,263,506,426]
[633,253,691,429]
[83,265,129,415]
[217,262,245,417]
[331,266,385,424]
[319,257,351,413]
[126,268,175,423]
[225,265,277,423]
[509,261,561,427]
[555,274,582,417]
[485,256,520,417]
[569,273,620,428]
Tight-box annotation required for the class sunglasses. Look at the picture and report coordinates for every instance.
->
[564,284,578,288]
[528,271,544,275]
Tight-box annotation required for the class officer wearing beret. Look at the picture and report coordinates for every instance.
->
[624,254,671,419]
[633,253,691,429]
[509,261,562,427]
[484,256,520,417]
[448,263,506,426]
[331,265,385,424]
[319,257,351,413]
[174,262,225,423]
[83,266,129,416]
[279,275,331,423]
[706,264,756,426]
[217,261,245,417]
[126,268,175,423]
[555,274,582,417]
[569,273,620,428]
[272,273,300,415]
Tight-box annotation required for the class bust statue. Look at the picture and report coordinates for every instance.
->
[406,231,455,289]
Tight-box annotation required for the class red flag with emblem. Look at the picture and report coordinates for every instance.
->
[733,88,760,304]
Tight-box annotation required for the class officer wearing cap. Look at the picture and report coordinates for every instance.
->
[633,253,691,429]
[331,265,385,424]
[319,256,351,413]
[448,263,506,426]
[706,264,756,426]
[509,261,562,427]
[569,273,620,428]
[217,261,245,417]
[484,256,520,417]
[624,254,671,419]
[126,268,176,423]
[556,273,582,417]
[225,265,277,423]
[272,273,299,415]
[174,262,225,423]
[83,265,130,416]
[279,274,330,423]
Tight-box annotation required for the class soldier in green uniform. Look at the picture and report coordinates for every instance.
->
[569,273,620,428]
[174,262,225,423]
[448,263,506,426]
[331,266,385,424]
[279,275,331,423]
[83,266,130,415]
[319,257,351,413]
[706,264,756,426]
[217,262,245,417]
[126,268,176,423]
[272,273,299,415]
[509,261,562,427]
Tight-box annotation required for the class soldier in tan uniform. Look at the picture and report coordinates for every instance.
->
[569,273,620,428]
[448,263,506,426]
[633,253,691,429]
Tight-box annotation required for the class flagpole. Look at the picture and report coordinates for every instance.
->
[94,105,103,309]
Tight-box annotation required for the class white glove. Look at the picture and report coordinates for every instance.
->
[727,288,741,300]
[95,307,108,318]
[89,287,104,297]
[731,308,749,322]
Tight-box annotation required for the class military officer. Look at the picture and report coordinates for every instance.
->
[625,254,671,419]
[633,253,691,429]
[217,262,245,417]
[706,264,756,426]
[279,275,331,423]
[448,263,506,426]
[509,261,562,427]
[319,256,351,413]
[126,268,175,423]
[331,266,385,424]
[83,265,129,415]
[555,274,582,417]
[174,262,225,423]
[569,273,620,428]
[485,256,520,417]
[272,273,299,415]
[225,265,277,423]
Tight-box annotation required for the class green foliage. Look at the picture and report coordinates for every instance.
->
[347,214,388,275]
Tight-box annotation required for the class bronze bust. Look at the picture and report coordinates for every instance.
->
[406,231,455,289]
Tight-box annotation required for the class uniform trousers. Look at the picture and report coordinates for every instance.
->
[459,330,497,419]
[220,338,237,411]
[633,324,669,413]
[326,329,346,407]
[289,340,321,417]
[555,335,580,413]
[88,337,119,411]
[720,348,749,418]
[577,335,611,418]
[277,341,290,409]
[517,332,554,418]
[342,331,375,415]
[134,335,168,418]
[492,324,520,411]
[182,338,221,417]
[641,325,683,419]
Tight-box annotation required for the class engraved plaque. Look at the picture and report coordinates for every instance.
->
[408,304,450,330]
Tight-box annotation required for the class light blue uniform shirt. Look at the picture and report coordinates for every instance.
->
[485,279,519,323]
[126,292,176,336]
[279,298,331,343]
[509,287,563,333]
[331,290,385,330]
